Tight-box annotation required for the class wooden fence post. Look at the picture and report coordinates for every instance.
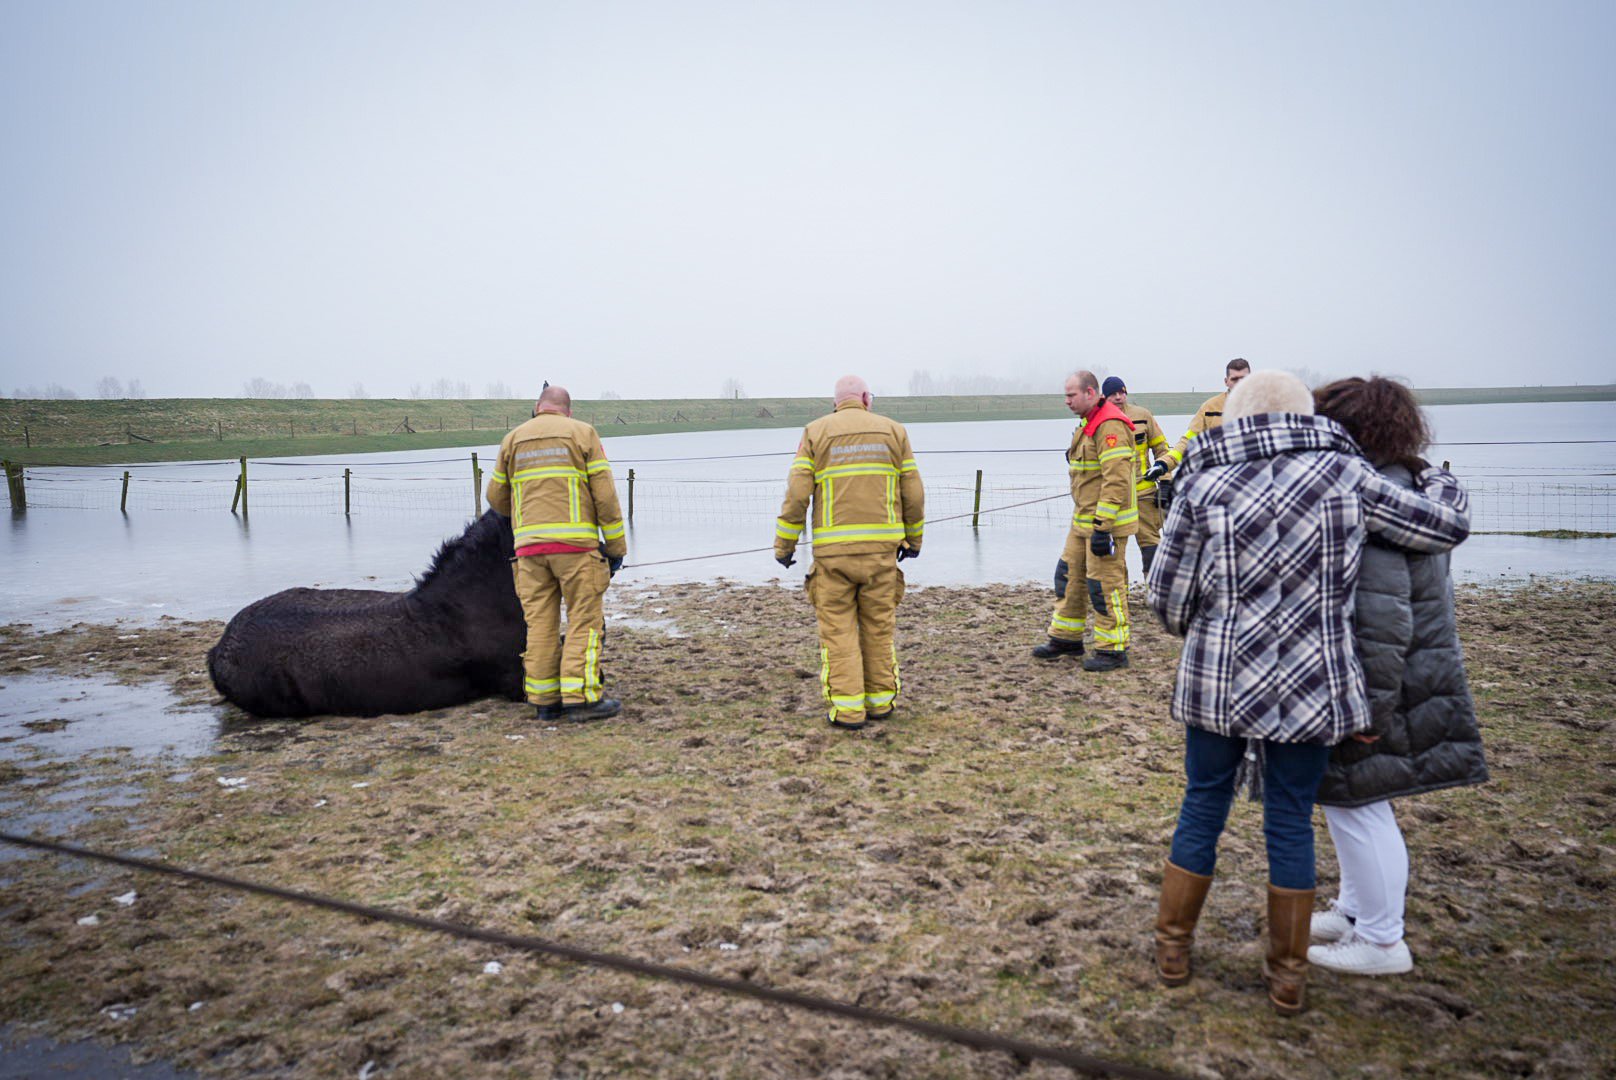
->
[238,456,248,515]
[628,468,635,522]
[120,471,130,512]
[972,469,984,528]
[344,468,351,515]
[217,420,223,441]
[3,461,24,512]
[22,426,29,448]
[471,452,481,516]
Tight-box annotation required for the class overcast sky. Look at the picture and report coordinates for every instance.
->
[2,0,1612,400]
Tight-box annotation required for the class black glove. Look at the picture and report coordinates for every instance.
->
[897,545,919,562]
[1143,459,1170,483]
[607,554,624,576]
[1155,475,1174,511]
[1089,529,1114,558]
[776,553,796,569]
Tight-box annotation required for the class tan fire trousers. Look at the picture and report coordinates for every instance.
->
[806,553,906,724]
[1136,491,1163,548]
[1049,531,1131,653]
[513,551,610,706]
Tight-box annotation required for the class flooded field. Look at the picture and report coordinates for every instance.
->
[3,403,1615,629]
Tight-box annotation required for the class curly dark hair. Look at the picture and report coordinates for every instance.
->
[1313,377,1432,471]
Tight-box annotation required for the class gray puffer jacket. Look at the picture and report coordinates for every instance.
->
[1315,464,1489,807]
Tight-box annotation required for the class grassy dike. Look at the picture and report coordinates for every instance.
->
[3,385,1613,466]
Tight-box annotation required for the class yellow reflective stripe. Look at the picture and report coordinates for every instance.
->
[514,524,602,540]
[586,459,611,474]
[1050,614,1086,632]
[490,471,509,484]
[1135,479,1157,492]
[1069,461,1100,472]
[583,629,601,703]
[886,474,896,525]
[813,524,906,542]
[568,477,581,522]
[899,458,918,473]
[819,647,833,707]
[512,466,586,481]
[823,477,833,527]
[829,694,864,708]
[524,677,560,692]
[600,519,625,540]
[891,642,901,699]
[904,520,924,536]
[865,690,896,707]
[776,518,804,537]
[791,456,815,472]
[814,463,899,481]
[1072,512,1096,526]
[1148,435,1169,448]
[1099,446,1133,463]
[1096,501,1121,514]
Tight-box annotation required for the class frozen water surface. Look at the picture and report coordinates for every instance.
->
[1,404,1612,629]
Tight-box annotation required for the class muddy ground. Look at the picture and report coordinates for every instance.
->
[1,581,1613,1079]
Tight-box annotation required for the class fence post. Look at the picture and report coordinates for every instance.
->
[217,420,223,441]
[230,474,241,513]
[120,471,130,512]
[471,452,481,516]
[23,426,29,448]
[971,469,984,528]
[238,456,248,515]
[344,468,351,516]
[628,468,635,522]
[3,460,24,512]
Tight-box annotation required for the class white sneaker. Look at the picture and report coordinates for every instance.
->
[1310,899,1355,943]
[1308,933,1414,976]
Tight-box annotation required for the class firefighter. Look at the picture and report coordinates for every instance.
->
[775,375,924,730]
[1033,370,1138,671]
[1103,376,1173,576]
[1157,357,1251,471]
[486,385,627,722]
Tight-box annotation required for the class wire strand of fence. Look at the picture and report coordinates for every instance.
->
[0,831,1180,1080]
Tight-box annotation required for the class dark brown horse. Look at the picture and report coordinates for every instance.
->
[208,511,526,717]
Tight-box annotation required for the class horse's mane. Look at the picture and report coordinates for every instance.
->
[413,510,511,591]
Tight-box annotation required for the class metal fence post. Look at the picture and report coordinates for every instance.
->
[971,469,983,528]
[344,468,351,516]
[471,452,481,516]
[120,471,130,512]
[628,468,635,522]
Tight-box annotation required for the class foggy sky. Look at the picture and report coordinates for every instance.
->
[2,0,1613,400]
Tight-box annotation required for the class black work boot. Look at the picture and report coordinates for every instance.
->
[1032,637,1085,660]
[562,698,622,722]
[535,703,564,721]
[1082,649,1130,672]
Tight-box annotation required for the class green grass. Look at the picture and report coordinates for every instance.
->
[3,384,1611,466]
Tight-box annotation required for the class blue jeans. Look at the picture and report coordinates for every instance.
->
[1168,726,1331,890]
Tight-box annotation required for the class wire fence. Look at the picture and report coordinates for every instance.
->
[2,454,1614,535]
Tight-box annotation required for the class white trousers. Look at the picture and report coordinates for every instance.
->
[1322,800,1409,946]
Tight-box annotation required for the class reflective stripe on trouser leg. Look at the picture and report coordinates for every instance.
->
[555,552,609,704]
[514,556,563,705]
[1085,534,1131,652]
[857,559,904,712]
[1048,528,1089,641]
[809,555,872,723]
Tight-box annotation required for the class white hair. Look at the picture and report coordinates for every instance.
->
[1224,370,1314,420]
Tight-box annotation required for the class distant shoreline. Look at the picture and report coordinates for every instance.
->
[3,384,1612,466]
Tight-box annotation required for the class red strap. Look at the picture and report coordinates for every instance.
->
[516,542,596,557]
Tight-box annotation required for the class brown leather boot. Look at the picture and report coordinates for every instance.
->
[1264,884,1315,1015]
[1153,860,1213,986]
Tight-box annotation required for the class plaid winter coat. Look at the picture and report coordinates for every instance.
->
[1146,414,1471,746]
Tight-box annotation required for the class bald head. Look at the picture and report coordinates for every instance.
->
[535,385,572,416]
[833,375,870,407]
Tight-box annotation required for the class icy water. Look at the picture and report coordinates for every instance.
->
[2,403,1614,628]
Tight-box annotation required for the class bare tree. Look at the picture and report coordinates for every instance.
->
[12,384,80,399]
[408,383,423,400]
[721,377,747,399]
[907,370,937,395]
[455,380,471,398]
[291,381,314,399]
[243,377,288,399]
[95,376,125,399]
[349,382,369,399]
[126,378,146,399]
[428,378,455,399]
[485,381,513,399]
[599,390,622,400]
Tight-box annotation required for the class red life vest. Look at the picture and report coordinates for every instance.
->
[1082,399,1133,440]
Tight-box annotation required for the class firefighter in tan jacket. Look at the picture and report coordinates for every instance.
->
[1103,376,1173,576]
[486,386,627,722]
[1034,370,1138,672]
[1161,357,1251,468]
[775,376,924,730]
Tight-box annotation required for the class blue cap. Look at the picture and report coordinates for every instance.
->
[1101,376,1127,397]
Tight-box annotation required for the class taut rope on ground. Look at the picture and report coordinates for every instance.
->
[0,832,1179,1080]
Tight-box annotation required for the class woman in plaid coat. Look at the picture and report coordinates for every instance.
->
[1144,371,1470,1015]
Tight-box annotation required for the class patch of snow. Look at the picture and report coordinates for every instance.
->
[76,914,100,927]
[483,961,503,975]
[113,891,137,906]
[217,777,248,789]
[611,1002,625,1014]
[351,782,370,789]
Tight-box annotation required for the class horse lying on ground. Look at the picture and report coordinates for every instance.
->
[208,510,527,718]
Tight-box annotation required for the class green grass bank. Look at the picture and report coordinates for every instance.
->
[3,385,1612,466]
